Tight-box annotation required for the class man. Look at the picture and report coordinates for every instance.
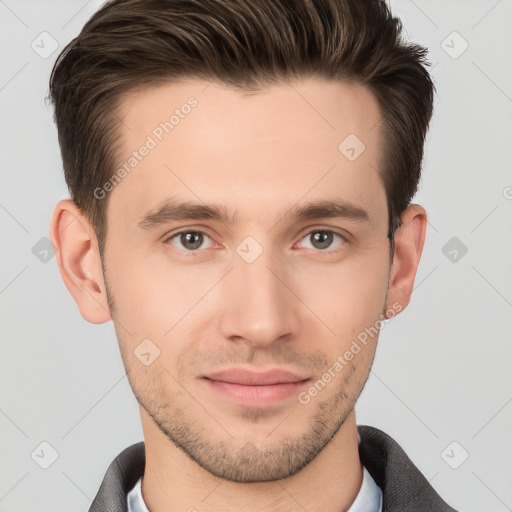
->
[48,0,458,510]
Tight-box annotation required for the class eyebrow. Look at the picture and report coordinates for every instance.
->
[137,197,370,230]
[138,199,234,229]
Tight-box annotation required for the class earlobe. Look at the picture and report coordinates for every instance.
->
[50,199,112,324]
[386,204,427,313]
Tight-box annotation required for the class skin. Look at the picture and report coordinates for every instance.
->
[50,77,426,511]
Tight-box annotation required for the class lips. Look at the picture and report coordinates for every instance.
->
[202,368,310,407]
[204,368,308,386]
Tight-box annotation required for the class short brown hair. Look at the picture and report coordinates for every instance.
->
[48,0,435,254]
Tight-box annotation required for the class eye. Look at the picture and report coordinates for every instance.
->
[166,231,214,252]
[298,230,346,251]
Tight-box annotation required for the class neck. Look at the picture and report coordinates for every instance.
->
[140,407,363,512]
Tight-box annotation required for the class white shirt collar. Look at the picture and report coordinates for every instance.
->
[127,465,382,512]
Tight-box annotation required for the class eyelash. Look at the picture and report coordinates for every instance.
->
[164,228,348,256]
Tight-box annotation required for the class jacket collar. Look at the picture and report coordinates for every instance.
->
[89,425,457,511]
[357,425,457,511]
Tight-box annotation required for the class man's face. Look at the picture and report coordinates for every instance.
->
[102,77,391,482]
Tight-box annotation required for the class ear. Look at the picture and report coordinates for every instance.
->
[385,204,427,315]
[50,199,112,324]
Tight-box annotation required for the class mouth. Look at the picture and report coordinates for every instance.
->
[201,368,311,407]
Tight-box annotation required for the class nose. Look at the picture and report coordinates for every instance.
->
[218,249,299,348]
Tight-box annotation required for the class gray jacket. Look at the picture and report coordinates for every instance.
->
[89,425,459,511]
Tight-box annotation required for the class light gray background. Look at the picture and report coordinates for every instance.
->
[1,1,511,511]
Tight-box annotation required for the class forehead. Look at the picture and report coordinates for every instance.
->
[108,77,385,229]
[118,77,381,156]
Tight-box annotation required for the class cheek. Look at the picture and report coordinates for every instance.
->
[105,254,209,374]
[104,248,195,333]
[294,253,390,342]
